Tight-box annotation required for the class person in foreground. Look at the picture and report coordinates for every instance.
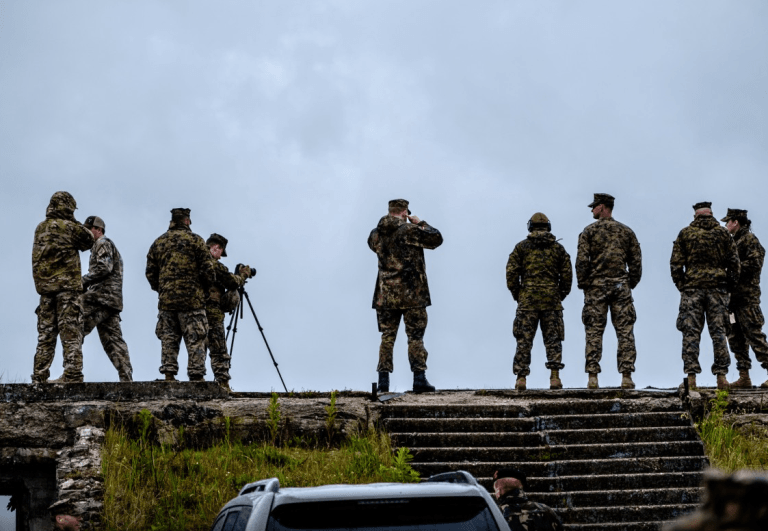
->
[494,467,563,531]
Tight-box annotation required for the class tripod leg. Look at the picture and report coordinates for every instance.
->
[241,289,288,393]
[228,299,242,357]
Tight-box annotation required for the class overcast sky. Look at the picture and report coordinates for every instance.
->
[1,1,767,392]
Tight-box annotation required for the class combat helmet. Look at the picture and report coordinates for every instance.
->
[527,212,551,232]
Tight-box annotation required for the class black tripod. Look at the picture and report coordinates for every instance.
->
[225,287,287,392]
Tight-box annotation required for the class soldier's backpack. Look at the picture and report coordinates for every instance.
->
[221,289,241,314]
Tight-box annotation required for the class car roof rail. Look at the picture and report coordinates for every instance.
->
[239,477,281,496]
[425,470,479,485]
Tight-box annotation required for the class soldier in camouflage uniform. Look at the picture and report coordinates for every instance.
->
[493,468,563,531]
[146,208,216,382]
[81,216,133,382]
[369,199,443,394]
[31,192,94,384]
[671,202,740,390]
[576,193,642,390]
[720,209,768,389]
[203,233,252,391]
[507,213,573,391]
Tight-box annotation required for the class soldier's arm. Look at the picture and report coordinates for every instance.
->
[574,232,590,289]
[506,249,522,301]
[741,235,765,279]
[368,229,381,254]
[402,222,443,250]
[82,240,114,287]
[198,240,217,287]
[670,235,685,291]
[559,248,573,301]
[74,222,95,252]
[145,246,159,292]
[627,231,642,289]
[726,236,740,292]
[217,261,247,291]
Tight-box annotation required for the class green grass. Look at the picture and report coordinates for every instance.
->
[101,410,419,531]
[696,389,768,472]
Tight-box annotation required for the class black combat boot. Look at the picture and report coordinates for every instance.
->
[378,371,390,393]
[413,371,435,393]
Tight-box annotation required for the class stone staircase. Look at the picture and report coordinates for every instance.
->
[382,389,707,530]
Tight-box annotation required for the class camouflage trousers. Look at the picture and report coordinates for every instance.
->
[513,309,565,377]
[156,309,208,379]
[82,303,133,382]
[582,282,637,374]
[32,291,84,383]
[676,289,731,375]
[728,304,768,372]
[376,307,428,373]
[205,308,231,383]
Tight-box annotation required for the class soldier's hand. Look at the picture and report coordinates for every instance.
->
[407,215,421,224]
[238,265,252,279]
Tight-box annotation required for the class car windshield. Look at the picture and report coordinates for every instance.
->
[266,496,500,531]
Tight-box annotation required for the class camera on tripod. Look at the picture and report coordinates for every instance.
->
[235,263,257,279]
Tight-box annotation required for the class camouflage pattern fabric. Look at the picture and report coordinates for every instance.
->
[145,223,216,311]
[729,305,768,372]
[376,308,428,373]
[82,305,132,381]
[670,215,739,292]
[204,259,246,383]
[575,217,642,290]
[32,291,84,382]
[506,231,573,311]
[32,192,94,295]
[368,216,443,309]
[730,228,765,308]
[156,309,208,379]
[582,282,637,374]
[497,491,564,531]
[676,289,731,375]
[513,310,565,377]
[205,259,246,310]
[82,235,124,311]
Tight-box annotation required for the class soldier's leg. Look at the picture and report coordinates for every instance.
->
[610,284,638,374]
[376,309,402,373]
[179,309,209,380]
[583,287,609,374]
[32,294,58,383]
[207,312,231,383]
[736,306,768,371]
[96,310,133,382]
[677,290,705,375]
[728,307,752,372]
[513,310,539,377]
[540,310,565,371]
[156,310,182,377]
[403,307,429,372]
[81,300,102,339]
[57,291,84,381]
[705,291,731,376]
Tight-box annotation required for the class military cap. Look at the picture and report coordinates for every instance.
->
[721,208,748,223]
[388,199,411,215]
[170,207,191,222]
[494,467,528,489]
[692,202,712,211]
[588,193,615,209]
[84,215,105,230]
[206,233,229,257]
[527,212,551,232]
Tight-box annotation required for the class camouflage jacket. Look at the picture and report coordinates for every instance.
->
[670,215,740,292]
[368,215,443,309]
[497,490,564,531]
[507,231,573,311]
[575,217,642,290]
[32,195,94,295]
[82,236,124,312]
[145,223,216,311]
[730,227,764,307]
[204,259,246,319]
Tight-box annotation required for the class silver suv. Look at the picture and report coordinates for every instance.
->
[210,471,508,531]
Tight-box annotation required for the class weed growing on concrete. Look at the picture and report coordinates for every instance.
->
[101,414,419,531]
[697,389,768,471]
[267,392,281,445]
[325,390,338,447]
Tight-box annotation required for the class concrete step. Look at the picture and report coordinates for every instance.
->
[392,426,700,447]
[411,456,709,478]
[477,472,705,492]
[557,503,700,524]
[533,487,703,508]
[563,523,668,530]
[384,411,692,433]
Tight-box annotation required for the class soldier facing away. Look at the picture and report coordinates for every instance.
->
[506,213,573,390]
[31,191,95,384]
[575,193,642,389]
[203,233,252,391]
[146,208,215,382]
[493,468,564,531]
[670,202,740,390]
[81,215,133,382]
[721,208,768,389]
[368,199,443,394]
